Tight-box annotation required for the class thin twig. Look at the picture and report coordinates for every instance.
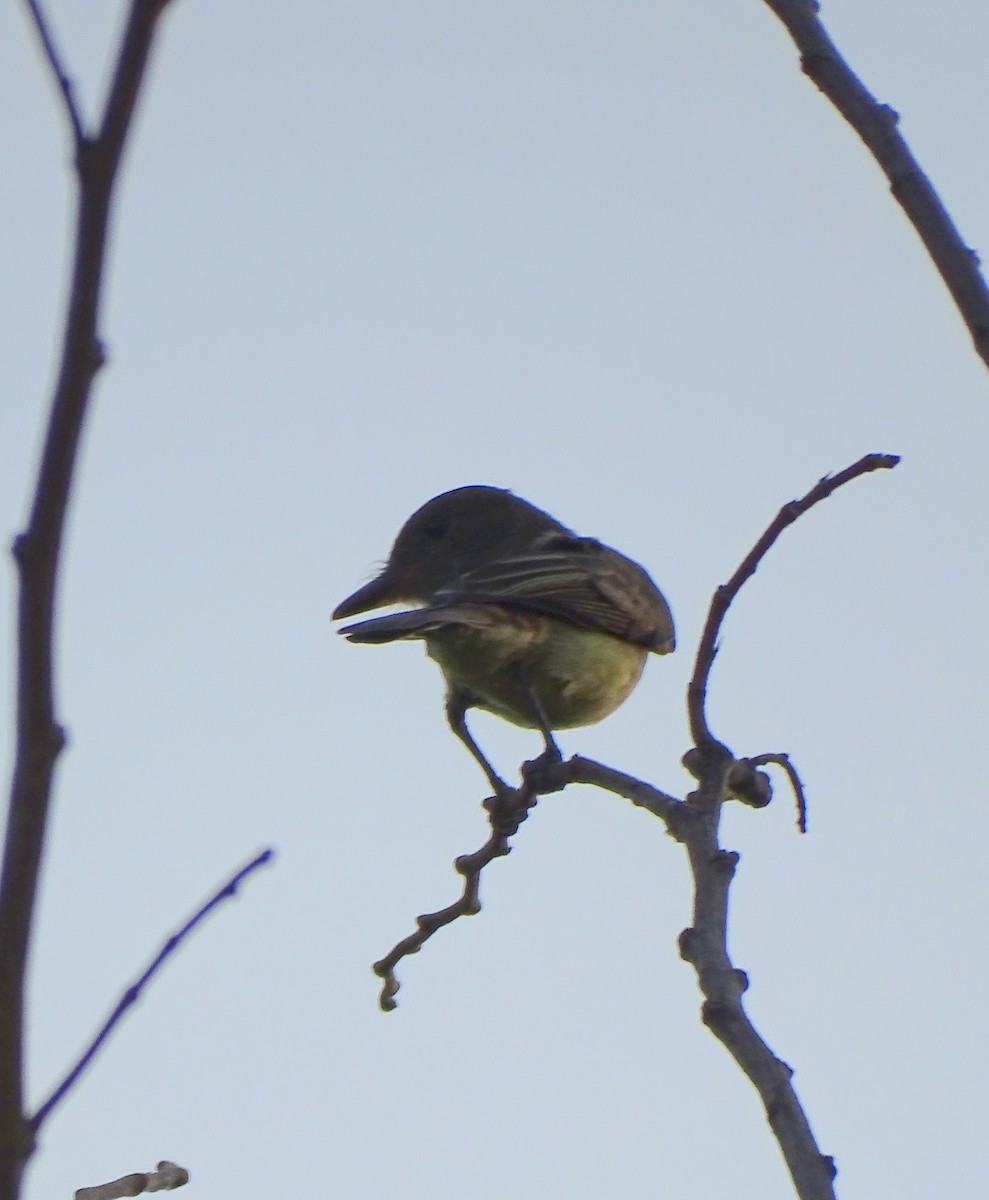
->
[761,0,989,372]
[688,452,899,748]
[32,849,274,1134]
[750,751,808,832]
[374,785,537,1010]
[374,757,685,1010]
[23,0,86,145]
[1,5,175,1194]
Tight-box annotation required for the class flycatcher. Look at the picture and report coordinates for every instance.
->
[333,486,675,794]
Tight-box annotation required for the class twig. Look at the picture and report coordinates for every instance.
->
[749,751,808,832]
[373,784,537,1010]
[31,849,274,1134]
[688,452,899,748]
[76,1160,189,1200]
[374,757,685,1010]
[23,0,86,145]
[550,755,684,825]
[1,5,175,1194]
[761,0,989,372]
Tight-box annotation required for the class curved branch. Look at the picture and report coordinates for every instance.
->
[749,751,808,832]
[761,0,989,371]
[688,452,899,748]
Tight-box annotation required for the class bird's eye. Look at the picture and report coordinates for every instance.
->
[423,518,449,539]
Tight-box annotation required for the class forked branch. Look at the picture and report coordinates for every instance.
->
[1,5,175,1197]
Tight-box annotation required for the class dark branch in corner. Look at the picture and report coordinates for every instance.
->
[761,0,989,372]
[31,849,274,1134]
[688,452,900,750]
[1,5,175,1196]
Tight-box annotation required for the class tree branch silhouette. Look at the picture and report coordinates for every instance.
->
[761,0,989,372]
[31,849,274,1135]
[1,5,175,1197]
[688,452,900,750]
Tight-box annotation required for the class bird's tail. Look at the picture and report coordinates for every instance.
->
[338,608,443,643]
[338,604,496,643]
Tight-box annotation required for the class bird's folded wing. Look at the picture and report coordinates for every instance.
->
[433,535,675,653]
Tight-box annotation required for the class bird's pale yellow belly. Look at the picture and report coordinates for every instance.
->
[424,611,648,730]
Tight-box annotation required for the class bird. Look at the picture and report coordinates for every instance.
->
[332,485,675,795]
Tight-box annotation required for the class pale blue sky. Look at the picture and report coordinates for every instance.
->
[2,4,988,1198]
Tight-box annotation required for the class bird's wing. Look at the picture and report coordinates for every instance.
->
[433,534,675,653]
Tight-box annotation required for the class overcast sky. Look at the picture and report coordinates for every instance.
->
[2,3,988,1198]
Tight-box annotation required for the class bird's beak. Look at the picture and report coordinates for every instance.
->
[332,569,405,620]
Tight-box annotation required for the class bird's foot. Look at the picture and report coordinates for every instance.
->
[520,744,567,794]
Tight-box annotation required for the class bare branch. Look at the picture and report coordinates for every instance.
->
[549,755,684,825]
[670,456,905,1195]
[22,0,86,145]
[688,452,899,748]
[761,0,989,372]
[95,0,173,183]
[677,747,838,1200]
[672,454,908,1197]
[374,757,684,1010]
[76,1161,189,1200]
[374,783,537,1010]
[1,7,177,1191]
[31,849,274,1134]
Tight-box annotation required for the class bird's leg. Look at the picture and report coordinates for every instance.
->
[445,696,512,798]
[515,668,562,774]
